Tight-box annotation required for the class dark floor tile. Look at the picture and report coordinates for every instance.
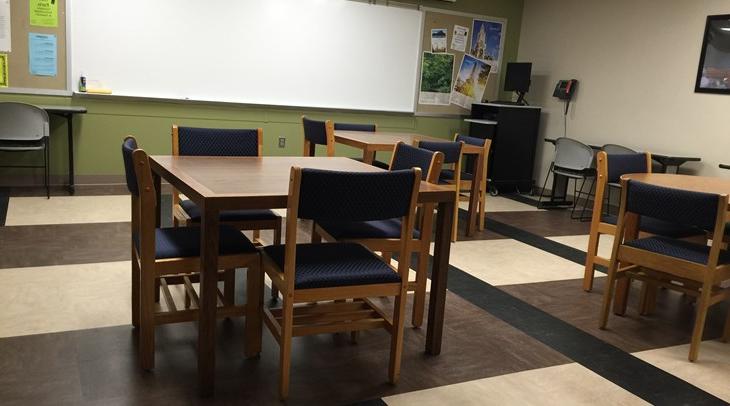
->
[488,210,591,238]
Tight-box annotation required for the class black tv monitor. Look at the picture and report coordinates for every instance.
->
[504,62,532,93]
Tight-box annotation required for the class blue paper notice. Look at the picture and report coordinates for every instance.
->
[28,32,57,76]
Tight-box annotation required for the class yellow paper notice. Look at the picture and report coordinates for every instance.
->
[30,0,58,28]
[0,53,7,87]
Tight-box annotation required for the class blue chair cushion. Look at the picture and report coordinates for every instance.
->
[440,169,473,182]
[318,218,420,240]
[601,215,704,239]
[134,225,257,259]
[262,243,401,289]
[625,236,730,265]
[180,199,280,222]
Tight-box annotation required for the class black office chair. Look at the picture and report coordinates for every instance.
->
[0,103,51,198]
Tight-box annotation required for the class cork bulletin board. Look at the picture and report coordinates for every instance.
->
[0,0,69,94]
[415,7,506,116]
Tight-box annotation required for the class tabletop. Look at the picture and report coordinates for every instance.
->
[335,130,484,154]
[35,105,88,114]
[149,156,456,206]
[622,173,730,196]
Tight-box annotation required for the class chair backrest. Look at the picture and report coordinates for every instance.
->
[302,116,335,156]
[389,142,444,183]
[0,102,49,142]
[624,180,721,231]
[334,122,376,132]
[417,140,464,165]
[602,144,636,155]
[122,137,140,196]
[454,133,492,178]
[172,125,261,157]
[554,137,594,171]
[605,152,651,184]
[121,136,157,256]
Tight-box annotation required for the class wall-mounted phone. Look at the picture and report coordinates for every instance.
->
[553,79,578,101]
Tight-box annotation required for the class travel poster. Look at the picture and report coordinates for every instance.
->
[450,54,491,109]
[431,28,447,53]
[470,19,504,72]
[419,52,454,105]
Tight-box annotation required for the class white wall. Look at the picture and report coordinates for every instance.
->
[518,0,730,185]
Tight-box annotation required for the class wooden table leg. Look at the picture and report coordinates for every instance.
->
[465,153,483,237]
[426,199,454,355]
[199,201,220,396]
[362,149,376,165]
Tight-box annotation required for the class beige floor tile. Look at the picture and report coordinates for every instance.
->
[434,239,584,286]
[633,340,730,402]
[548,234,615,259]
[384,363,648,405]
[0,261,132,337]
[5,195,130,226]
[459,195,541,213]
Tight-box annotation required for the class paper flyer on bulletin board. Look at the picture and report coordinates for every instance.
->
[0,0,10,52]
[0,53,8,87]
[450,54,491,109]
[419,52,454,105]
[28,32,57,76]
[30,0,58,28]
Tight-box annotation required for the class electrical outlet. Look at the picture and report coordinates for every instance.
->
[278,137,286,148]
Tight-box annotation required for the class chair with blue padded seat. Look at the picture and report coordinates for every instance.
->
[599,178,730,362]
[601,144,637,215]
[418,139,464,241]
[440,133,492,231]
[334,121,390,169]
[583,151,706,295]
[262,166,421,400]
[122,136,261,371]
[302,115,335,157]
[312,142,444,328]
[0,102,51,198]
[171,125,282,297]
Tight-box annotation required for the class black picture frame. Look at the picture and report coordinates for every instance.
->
[695,14,730,94]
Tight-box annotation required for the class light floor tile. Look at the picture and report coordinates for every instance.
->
[5,195,130,226]
[435,239,584,286]
[633,340,730,402]
[384,363,648,405]
[0,261,132,337]
[548,234,615,259]
[459,195,541,213]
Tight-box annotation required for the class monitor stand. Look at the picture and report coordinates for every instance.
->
[492,91,528,106]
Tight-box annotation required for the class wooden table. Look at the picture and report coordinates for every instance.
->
[36,105,87,194]
[334,130,485,236]
[148,156,456,396]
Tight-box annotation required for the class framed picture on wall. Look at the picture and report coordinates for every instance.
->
[695,14,730,94]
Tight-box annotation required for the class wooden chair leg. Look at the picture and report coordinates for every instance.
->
[382,252,392,265]
[388,284,408,384]
[478,190,486,231]
[411,249,428,328]
[689,280,713,362]
[139,266,156,370]
[154,279,161,303]
[583,232,600,292]
[271,224,283,301]
[279,295,294,400]
[722,304,730,343]
[131,255,140,328]
[612,277,630,316]
[639,281,658,316]
[224,268,236,306]
[245,261,263,358]
[599,263,619,329]
[253,229,261,244]
[451,197,459,242]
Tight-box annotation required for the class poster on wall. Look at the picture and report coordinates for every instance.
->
[470,19,504,72]
[28,32,57,76]
[430,28,447,53]
[418,52,454,105]
[450,25,468,52]
[30,0,58,28]
[450,54,491,109]
[0,0,10,52]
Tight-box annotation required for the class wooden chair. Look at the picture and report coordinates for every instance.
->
[418,139,464,241]
[312,142,444,327]
[599,178,730,361]
[302,116,335,157]
[122,136,262,370]
[583,152,705,293]
[171,125,282,300]
[441,134,492,231]
[262,167,421,400]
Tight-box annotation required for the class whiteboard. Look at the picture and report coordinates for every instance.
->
[69,0,423,113]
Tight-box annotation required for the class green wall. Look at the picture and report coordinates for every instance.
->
[0,0,524,184]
